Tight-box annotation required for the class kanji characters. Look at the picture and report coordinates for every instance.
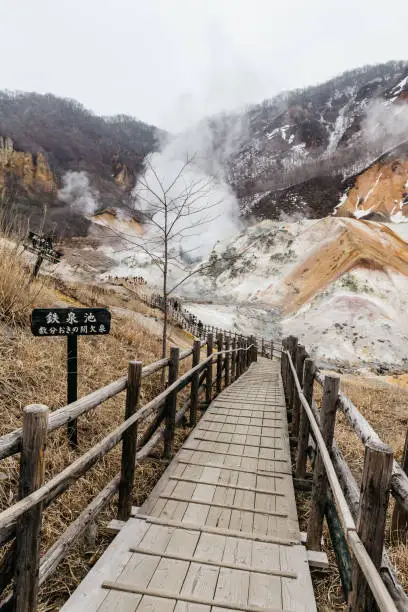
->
[84,312,96,323]
[38,326,47,335]
[66,312,78,325]
[46,312,60,324]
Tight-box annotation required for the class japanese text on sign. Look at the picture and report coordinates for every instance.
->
[31,308,111,337]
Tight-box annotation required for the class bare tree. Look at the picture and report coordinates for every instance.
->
[108,154,223,360]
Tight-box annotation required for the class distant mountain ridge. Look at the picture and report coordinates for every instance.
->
[1,61,408,235]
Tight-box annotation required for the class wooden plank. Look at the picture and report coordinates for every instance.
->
[280,545,317,612]
[128,547,297,578]
[61,519,150,611]
[179,561,219,611]
[181,446,289,461]
[192,436,283,450]
[158,496,288,518]
[168,476,285,496]
[132,515,298,545]
[306,550,329,569]
[101,582,287,612]
[214,566,250,609]
[98,551,161,612]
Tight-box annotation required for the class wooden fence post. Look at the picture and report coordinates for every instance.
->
[236,339,241,377]
[261,337,265,357]
[270,339,274,360]
[205,333,213,405]
[235,339,240,378]
[252,336,258,363]
[216,333,223,395]
[292,345,307,437]
[286,336,298,416]
[224,336,230,387]
[117,361,142,521]
[350,440,393,611]
[14,404,49,612]
[296,358,315,479]
[391,423,408,540]
[231,337,236,382]
[307,374,340,551]
[190,340,201,427]
[281,338,288,396]
[164,347,180,459]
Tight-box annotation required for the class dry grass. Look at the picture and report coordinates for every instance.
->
[0,234,201,608]
[297,373,408,610]
[0,239,41,326]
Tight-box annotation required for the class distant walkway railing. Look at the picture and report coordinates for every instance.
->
[132,286,279,359]
[0,332,257,611]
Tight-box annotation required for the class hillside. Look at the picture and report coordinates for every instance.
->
[0,92,162,235]
[224,61,408,220]
[1,63,408,238]
[183,217,408,367]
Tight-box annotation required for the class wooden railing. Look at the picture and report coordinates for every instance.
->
[0,332,257,611]
[281,335,408,612]
[128,286,279,357]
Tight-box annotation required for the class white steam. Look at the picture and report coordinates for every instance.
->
[131,115,248,263]
[58,171,100,216]
[362,100,408,155]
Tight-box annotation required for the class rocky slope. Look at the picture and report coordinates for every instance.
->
[334,141,408,222]
[180,217,408,368]
[223,61,408,221]
[0,91,162,234]
[2,62,408,235]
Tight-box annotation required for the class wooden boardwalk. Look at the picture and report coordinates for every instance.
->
[62,357,316,611]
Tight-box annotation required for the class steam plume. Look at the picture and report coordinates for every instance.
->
[58,171,100,216]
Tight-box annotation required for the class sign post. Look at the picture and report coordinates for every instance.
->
[31,307,111,447]
[67,335,78,445]
[24,232,63,279]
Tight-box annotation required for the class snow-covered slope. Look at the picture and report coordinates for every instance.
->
[216,62,408,221]
[184,217,408,368]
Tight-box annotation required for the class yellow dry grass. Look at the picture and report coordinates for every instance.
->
[0,232,203,609]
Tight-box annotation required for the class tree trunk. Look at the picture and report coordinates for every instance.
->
[161,244,168,387]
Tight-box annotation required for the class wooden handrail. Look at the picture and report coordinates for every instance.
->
[286,351,398,612]
[0,345,252,545]
[315,370,408,516]
[0,343,211,461]
[0,329,256,608]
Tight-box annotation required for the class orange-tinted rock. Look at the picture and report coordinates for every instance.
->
[259,217,408,314]
[336,159,408,221]
[0,136,56,195]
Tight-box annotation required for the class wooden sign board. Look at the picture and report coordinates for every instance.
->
[25,232,63,263]
[31,308,111,337]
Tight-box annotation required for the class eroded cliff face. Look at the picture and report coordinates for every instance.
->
[258,217,408,314]
[335,158,408,222]
[112,157,135,192]
[0,136,57,197]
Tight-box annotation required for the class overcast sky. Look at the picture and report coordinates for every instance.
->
[1,0,407,131]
